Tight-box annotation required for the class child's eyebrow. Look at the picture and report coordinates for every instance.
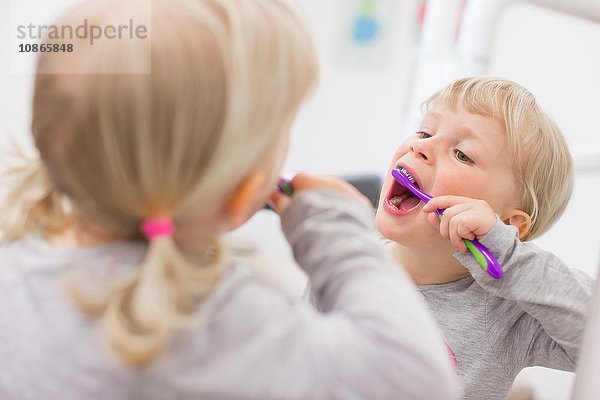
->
[458,126,480,140]
[457,129,501,158]
[457,128,487,150]
[427,119,483,143]
[422,112,494,146]
[423,111,442,122]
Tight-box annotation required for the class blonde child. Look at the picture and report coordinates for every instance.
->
[0,0,458,399]
[376,77,593,399]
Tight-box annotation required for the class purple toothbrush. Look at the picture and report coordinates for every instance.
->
[391,167,503,279]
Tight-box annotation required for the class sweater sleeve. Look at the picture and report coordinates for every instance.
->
[454,218,593,373]
[277,189,459,400]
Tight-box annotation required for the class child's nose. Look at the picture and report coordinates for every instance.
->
[410,140,433,163]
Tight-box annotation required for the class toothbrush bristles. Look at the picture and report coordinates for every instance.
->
[398,167,416,184]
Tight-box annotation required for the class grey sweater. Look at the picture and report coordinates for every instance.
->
[418,219,593,400]
[0,190,458,400]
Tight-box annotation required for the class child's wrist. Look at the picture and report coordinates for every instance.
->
[479,216,519,245]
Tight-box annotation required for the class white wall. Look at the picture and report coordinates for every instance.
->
[284,0,420,177]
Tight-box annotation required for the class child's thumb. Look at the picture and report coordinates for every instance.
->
[267,190,291,215]
[427,212,441,229]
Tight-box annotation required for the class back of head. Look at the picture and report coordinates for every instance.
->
[33,0,317,232]
[423,77,573,240]
[2,0,317,366]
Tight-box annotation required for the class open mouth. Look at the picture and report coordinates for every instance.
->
[384,166,422,215]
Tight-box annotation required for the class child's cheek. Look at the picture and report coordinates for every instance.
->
[380,137,416,202]
[388,139,413,169]
[432,171,480,198]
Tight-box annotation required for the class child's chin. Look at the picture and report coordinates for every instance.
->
[376,217,410,242]
[376,214,436,246]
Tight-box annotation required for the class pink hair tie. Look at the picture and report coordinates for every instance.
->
[140,217,174,240]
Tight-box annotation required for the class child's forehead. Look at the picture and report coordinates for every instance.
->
[422,105,504,133]
[425,101,491,117]
[419,107,514,156]
[424,92,506,119]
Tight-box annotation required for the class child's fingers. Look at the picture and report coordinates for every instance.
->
[290,173,322,191]
[267,190,291,214]
[422,195,472,213]
[448,215,472,253]
[292,174,354,194]
[271,173,369,214]
[425,195,495,251]
[291,173,371,208]
[427,212,441,229]
[456,219,477,241]
[437,203,472,241]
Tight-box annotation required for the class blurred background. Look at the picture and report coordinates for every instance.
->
[1,1,600,399]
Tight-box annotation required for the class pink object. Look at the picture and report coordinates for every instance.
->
[444,341,458,371]
[140,218,175,240]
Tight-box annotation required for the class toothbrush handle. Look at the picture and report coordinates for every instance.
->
[435,211,503,279]
[276,177,294,196]
[463,238,503,279]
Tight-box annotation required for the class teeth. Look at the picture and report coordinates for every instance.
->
[389,194,409,207]
[390,196,403,207]
[398,167,417,184]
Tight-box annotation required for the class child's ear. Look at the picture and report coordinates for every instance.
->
[500,209,532,240]
[226,170,267,229]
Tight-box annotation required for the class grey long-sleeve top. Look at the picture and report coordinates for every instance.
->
[418,219,593,400]
[0,190,458,400]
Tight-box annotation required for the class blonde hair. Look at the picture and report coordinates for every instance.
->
[1,0,317,366]
[423,77,573,240]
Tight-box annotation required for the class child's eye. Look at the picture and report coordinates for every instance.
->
[416,131,431,139]
[454,149,474,164]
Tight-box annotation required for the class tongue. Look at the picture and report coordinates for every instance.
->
[399,195,420,211]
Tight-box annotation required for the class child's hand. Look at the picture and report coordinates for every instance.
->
[422,196,496,253]
[268,173,370,214]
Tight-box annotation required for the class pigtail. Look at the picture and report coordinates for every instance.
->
[102,236,223,366]
[0,143,70,240]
